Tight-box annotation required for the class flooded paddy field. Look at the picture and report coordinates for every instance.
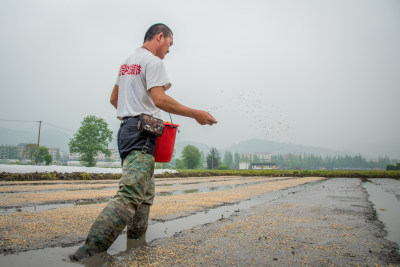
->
[0,176,399,266]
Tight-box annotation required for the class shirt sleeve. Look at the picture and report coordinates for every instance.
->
[146,61,171,91]
[115,66,121,85]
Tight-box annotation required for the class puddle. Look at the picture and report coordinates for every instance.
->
[4,203,75,213]
[156,178,298,196]
[0,181,118,186]
[363,179,400,252]
[1,177,293,195]
[0,179,325,266]
[0,187,119,195]
[1,199,110,213]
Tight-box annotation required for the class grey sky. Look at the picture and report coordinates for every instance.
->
[1,0,399,158]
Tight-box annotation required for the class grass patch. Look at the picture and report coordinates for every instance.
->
[161,169,400,179]
[0,169,399,181]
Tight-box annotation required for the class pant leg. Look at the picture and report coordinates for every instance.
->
[114,150,155,214]
[126,167,155,239]
[70,150,154,260]
[127,203,151,239]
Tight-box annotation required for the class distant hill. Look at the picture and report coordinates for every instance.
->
[0,127,72,152]
[224,139,353,157]
[1,127,353,158]
[175,138,353,159]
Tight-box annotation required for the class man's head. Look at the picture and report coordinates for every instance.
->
[143,23,173,59]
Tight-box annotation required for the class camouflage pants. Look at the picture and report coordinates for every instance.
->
[114,150,155,213]
[70,140,156,259]
[83,151,154,253]
[114,150,155,236]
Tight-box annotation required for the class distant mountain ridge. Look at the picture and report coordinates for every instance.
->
[0,127,72,152]
[1,127,353,157]
[224,139,353,156]
[175,138,353,158]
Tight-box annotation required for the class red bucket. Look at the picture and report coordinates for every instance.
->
[154,122,179,162]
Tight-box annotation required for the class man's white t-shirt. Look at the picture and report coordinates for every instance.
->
[115,47,171,120]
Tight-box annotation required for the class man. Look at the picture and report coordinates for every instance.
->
[70,23,216,261]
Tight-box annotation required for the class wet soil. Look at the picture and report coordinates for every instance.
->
[0,177,321,254]
[108,178,400,266]
[0,177,291,210]
[1,177,399,266]
[363,179,400,251]
[369,178,400,201]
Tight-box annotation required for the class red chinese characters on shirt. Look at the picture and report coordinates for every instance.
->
[119,64,141,76]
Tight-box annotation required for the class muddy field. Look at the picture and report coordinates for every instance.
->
[0,176,399,266]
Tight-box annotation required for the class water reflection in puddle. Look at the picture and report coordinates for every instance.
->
[0,187,119,195]
[363,179,400,252]
[1,177,294,195]
[1,199,110,213]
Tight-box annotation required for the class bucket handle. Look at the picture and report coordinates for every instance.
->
[168,113,180,133]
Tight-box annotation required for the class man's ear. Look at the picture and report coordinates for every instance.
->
[156,32,164,42]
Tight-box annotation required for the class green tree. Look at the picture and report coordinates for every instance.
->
[252,153,260,163]
[55,149,61,161]
[233,152,240,169]
[386,163,400,171]
[218,164,228,170]
[38,146,51,164]
[23,144,37,162]
[181,145,201,169]
[200,151,206,169]
[206,147,220,169]
[223,151,233,169]
[69,115,113,167]
[175,158,185,169]
[169,149,177,169]
[44,154,53,165]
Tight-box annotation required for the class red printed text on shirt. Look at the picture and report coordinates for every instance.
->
[119,64,141,76]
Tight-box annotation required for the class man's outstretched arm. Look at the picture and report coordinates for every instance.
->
[150,86,217,125]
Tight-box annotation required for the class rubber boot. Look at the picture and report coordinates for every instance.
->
[127,204,150,239]
[69,200,132,261]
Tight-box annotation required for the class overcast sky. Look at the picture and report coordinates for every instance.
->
[0,0,399,158]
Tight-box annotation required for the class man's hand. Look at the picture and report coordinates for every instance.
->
[193,110,217,125]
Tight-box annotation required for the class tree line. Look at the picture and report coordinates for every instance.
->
[173,145,398,170]
[6,114,397,170]
[0,144,56,165]
[272,153,397,170]
[386,163,400,171]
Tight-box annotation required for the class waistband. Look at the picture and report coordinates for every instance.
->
[121,115,140,122]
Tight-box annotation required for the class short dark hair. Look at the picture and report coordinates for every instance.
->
[144,23,173,43]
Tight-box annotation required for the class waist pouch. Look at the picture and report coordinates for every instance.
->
[137,113,165,137]
[117,116,157,163]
